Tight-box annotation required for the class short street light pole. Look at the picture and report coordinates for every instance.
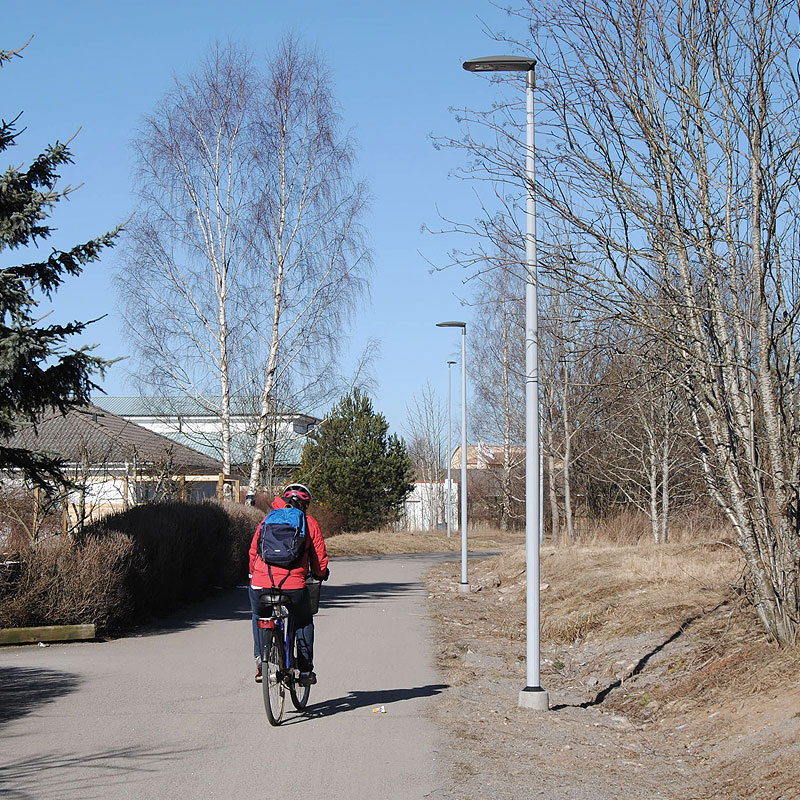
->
[446,359,457,539]
[463,54,549,710]
[437,321,469,592]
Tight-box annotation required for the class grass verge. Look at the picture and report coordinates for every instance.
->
[425,540,799,800]
[325,525,525,556]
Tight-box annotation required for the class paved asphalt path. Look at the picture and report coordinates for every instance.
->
[0,555,456,800]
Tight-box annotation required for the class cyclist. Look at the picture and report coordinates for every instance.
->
[249,483,329,686]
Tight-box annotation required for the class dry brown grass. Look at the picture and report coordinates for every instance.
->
[325,524,525,557]
[452,540,744,648]
[543,542,741,641]
[576,507,733,546]
[470,541,799,719]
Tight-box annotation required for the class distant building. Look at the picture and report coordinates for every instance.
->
[93,396,319,488]
[449,444,525,529]
[3,403,228,529]
[450,443,525,471]
[401,478,458,532]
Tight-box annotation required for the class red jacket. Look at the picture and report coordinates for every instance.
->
[249,497,328,591]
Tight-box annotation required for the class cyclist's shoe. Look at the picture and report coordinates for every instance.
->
[255,664,262,683]
[299,671,317,686]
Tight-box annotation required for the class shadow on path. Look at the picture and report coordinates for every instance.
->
[112,554,498,638]
[125,554,482,636]
[0,667,81,727]
[140,577,423,635]
[282,683,450,724]
[132,587,252,637]
[320,580,420,610]
[0,744,196,800]
[121,576,425,639]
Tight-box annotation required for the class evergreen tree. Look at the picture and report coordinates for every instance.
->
[0,45,119,487]
[300,388,413,531]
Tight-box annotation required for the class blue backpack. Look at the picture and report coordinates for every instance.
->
[257,507,307,575]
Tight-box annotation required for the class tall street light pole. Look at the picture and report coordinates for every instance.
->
[463,54,549,710]
[437,321,469,592]
[446,359,457,539]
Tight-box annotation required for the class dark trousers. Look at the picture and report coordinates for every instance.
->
[249,585,314,673]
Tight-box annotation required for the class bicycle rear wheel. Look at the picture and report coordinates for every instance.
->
[262,629,286,726]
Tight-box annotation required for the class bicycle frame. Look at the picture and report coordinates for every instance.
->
[256,588,310,725]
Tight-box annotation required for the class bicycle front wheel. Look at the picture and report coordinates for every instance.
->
[262,629,286,726]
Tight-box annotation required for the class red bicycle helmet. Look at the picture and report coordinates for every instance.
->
[282,483,312,505]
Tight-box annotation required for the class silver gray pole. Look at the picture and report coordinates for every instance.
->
[519,66,548,710]
[436,322,467,583]
[446,361,453,538]
[459,326,469,590]
[461,52,546,708]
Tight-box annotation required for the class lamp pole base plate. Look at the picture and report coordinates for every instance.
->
[458,582,471,594]
[518,686,549,711]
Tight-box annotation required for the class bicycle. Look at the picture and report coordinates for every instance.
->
[256,589,311,725]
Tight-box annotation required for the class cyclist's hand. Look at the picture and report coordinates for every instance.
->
[319,568,330,582]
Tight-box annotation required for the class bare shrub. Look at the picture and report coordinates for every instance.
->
[89,500,237,617]
[244,492,274,513]
[0,499,261,635]
[0,534,134,633]
[0,487,63,550]
[216,500,263,584]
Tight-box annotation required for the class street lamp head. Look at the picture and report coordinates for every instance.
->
[436,321,466,328]
[447,360,457,365]
[463,55,537,73]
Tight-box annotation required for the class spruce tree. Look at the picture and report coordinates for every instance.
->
[0,45,119,487]
[299,388,413,531]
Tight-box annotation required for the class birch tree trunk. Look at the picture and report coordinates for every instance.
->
[245,37,370,498]
[560,359,575,542]
[545,431,560,542]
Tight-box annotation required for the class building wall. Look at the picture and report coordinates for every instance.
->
[64,473,237,525]
[400,481,458,532]
[128,416,298,436]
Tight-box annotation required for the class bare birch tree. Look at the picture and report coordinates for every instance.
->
[243,37,370,499]
[119,38,370,491]
[469,249,526,529]
[119,44,256,475]
[405,382,448,530]
[451,0,800,644]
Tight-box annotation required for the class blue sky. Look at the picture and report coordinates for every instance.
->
[4,0,523,435]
